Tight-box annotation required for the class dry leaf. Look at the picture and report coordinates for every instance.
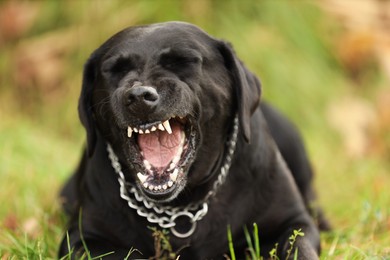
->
[3,213,18,231]
[337,31,376,82]
[0,1,39,44]
[368,89,390,158]
[320,0,390,82]
[327,96,376,158]
[23,217,40,238]
[11,28,82,109]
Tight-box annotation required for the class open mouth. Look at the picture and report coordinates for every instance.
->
[126,116,196,201]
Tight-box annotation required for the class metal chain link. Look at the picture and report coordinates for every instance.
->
[106,114,239,237]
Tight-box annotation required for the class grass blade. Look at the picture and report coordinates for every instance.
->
[78,208,91,259]
[243,225,256,259]
[253,223,260,258]
[227,225,236,260]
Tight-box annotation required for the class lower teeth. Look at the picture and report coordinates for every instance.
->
[142,178,176,192]
[137,167,180,192]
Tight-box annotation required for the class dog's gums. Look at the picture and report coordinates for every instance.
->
[126,116,195,197]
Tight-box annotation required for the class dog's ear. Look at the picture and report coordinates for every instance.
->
[78,53,98,156]
[218,41,261,142]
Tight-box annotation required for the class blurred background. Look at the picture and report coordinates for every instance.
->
[0,0,389,258]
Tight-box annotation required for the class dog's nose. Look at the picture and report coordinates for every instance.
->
[126,86,160,112]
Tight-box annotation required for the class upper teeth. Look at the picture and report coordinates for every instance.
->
[162,120,172,134]
[158,124,165,131]
[127,119,173,138]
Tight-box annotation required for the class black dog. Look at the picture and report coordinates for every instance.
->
[59,22,329,259]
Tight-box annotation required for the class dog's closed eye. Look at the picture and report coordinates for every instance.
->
[102,55,140,80]
[159,50,202,70]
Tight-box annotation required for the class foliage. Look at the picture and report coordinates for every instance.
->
[285,229,304,260]
[149,226,183,260]
[243,223,260,260]
[227,225,304,260]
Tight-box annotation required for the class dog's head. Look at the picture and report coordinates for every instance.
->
[79,22,261,202]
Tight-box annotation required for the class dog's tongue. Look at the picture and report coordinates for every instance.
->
[138,122,182,169]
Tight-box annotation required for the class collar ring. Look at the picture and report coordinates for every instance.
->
[170,211,197,238]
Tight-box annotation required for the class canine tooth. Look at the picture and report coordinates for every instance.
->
[158,123,165,131]
[133,128,138,133]
[168,181,173,187]
[173,146,183,163]
[170,169,178,182]
[145,129,150,134]
[177,147,183,156]
[163,184,167,190]
[173,154,180,164]
[181,132,186,144]
[151,126,157,132]
[143,160,152,170]
[169,162,175,170]
[162,120,172,134]
[137,172,148,183]
[139,129,144,134]
[127,126,133,138]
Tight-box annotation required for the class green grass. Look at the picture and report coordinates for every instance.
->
[1,0,389,259]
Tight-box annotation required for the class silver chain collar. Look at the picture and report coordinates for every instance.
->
[106,115,239,238]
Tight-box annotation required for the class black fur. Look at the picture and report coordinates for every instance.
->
[59,22,329,259]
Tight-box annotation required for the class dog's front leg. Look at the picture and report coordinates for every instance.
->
[277,223,320,260]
